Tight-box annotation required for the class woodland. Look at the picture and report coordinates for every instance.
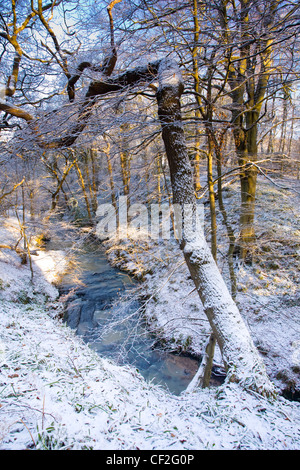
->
[0,0,299,450]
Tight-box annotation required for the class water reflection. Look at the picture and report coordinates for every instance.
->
[59,241,202,395]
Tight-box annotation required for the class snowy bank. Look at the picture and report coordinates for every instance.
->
[0,210,300,450]
[100,176,300,397]
[0,250,300,450]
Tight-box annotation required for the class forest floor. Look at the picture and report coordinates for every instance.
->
[0,173,299,450]
[104,173,300,399]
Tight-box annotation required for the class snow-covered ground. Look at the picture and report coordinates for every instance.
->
[0,176,300,450]
[103,176,300,398]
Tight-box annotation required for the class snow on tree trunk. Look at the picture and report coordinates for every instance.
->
[156,59,275,397]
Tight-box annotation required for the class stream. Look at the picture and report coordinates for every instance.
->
[55,239,222,395]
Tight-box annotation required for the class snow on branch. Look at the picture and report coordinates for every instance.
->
[1,57,182,150]
[157,58,184,96]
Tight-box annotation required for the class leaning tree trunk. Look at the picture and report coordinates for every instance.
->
[6,52,274,396]
[156,59,274,396]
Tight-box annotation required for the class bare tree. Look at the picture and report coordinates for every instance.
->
[0,0,283,395]
[217,0,300,259]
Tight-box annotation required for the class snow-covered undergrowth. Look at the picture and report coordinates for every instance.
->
[0,173,300,450]
[102,176,300,396]
[0,248,300,450]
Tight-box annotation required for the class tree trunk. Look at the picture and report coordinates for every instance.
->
[184,332,216,393]
[216,147,237,299]
[201,333,217,388]
[50,160,75,212]
[119,122,131,204]
[232,113,258,261]
[239,162,257,260]
[82,149,98,214]
[156,59,274,396]
[74,160,93,223]
[103,141,117,213]
[90,148,100,211]
[191,0,202,193]
[239,111,258,261]
[207,134,217,261]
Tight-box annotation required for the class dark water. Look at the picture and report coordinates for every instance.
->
[56,240,224,394]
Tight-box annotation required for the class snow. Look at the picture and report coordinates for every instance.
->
[158,59,183,91]
[0,261,300,450]
[0,178,300,450]
[103,176,300,396]
[0,86,5,104]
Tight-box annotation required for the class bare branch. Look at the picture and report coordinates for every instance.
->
[0,102,33,122]
[67,0,122,102]
[0,177,25,202]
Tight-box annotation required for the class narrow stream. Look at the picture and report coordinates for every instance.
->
[54,239,222,395]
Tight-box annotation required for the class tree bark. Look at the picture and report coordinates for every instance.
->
[191,0,202,193]
[237,111,259,261]
[207,133,217,262]
[103,140,117,213]
[156,59,274,396]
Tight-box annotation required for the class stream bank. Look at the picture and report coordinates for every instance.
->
[55,236,224,395]
[1,216,300,449]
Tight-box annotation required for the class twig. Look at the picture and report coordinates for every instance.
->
[0,177,25,202]
[42,395,45,431]
[7,402,58,421]
[18,419,36,448]
[108,260,186,328]
[251,162,300,195]
[196,159,300,200]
